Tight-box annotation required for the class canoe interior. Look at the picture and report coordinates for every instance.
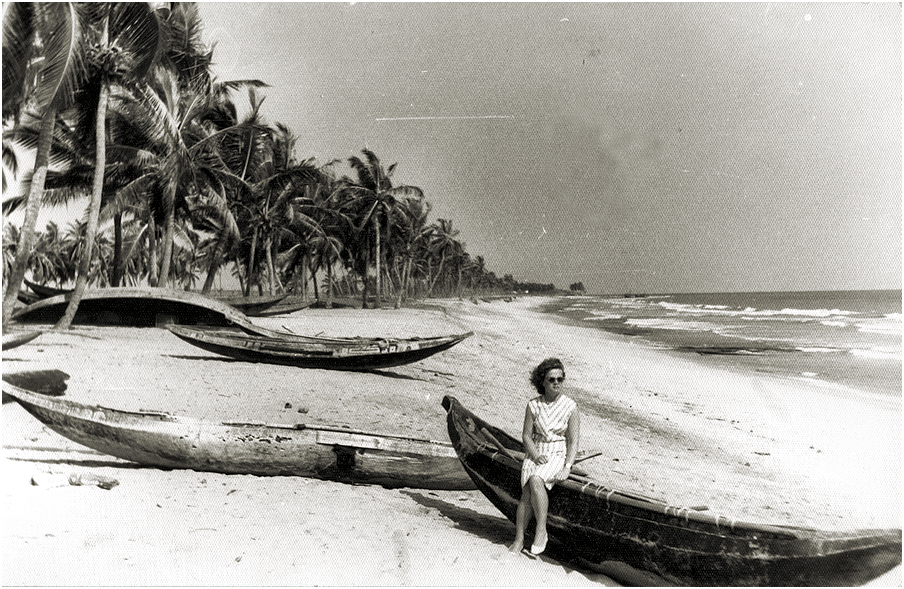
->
[1,369,68,403]
[441,395,902,586]
[1,376,474,490]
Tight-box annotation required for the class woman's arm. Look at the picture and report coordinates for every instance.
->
[556,408,581,480]
[521,405,547,464]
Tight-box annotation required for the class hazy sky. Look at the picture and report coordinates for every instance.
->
[29,2,904,294]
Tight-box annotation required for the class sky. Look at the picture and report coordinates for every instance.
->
[8,2,900,295]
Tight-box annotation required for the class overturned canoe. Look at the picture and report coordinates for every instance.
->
[168,325,473,370]
[1,330,42,350]
[1,374,475,490]
[442,395,901,586]
[11,287,262,329]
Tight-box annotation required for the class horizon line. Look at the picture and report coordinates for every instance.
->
[374,115,516,121]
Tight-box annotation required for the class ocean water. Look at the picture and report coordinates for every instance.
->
[543,290,902,397]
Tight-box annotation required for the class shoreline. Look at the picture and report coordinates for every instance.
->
[3,296,900,585]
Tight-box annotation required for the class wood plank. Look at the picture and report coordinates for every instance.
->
[316,430,458,457]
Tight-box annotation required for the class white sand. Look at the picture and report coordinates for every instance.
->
[3,297,900,585]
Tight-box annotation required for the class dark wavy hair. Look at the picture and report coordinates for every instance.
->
[530,357,565,395]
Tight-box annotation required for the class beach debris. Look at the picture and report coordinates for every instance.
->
[30,471,119,490]
[284,402,292,409]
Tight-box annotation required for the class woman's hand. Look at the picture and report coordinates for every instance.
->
[534,454,548,465]
[554,465,572,481]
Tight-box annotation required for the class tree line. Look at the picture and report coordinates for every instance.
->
[2,3,556,329]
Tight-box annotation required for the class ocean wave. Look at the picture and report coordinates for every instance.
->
[855,318,902,336]
[797,347,844,354]
[582,313,624,321]
[625,318,719,332]
[658,301,858,320]
[850,348,902,361]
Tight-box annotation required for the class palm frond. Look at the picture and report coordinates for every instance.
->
[33,2,86,112]
[2,2,36,120]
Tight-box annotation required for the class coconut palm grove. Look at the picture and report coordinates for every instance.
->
[2,3,561,328]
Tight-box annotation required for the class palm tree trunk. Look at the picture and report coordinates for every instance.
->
[56,84,109,329]
[245,228,259,297]
[396,255,413,309]
[2,108,58,327]
[111,213,123,287]
[373,215,382,308]
[360,232,370,309]
[147,216,159,286]
[158,191,175,289]
[310,252,320,301]
[428,252,447,297]
[264,235,276,295]
[325,259,334,308]
[201,229,227,294]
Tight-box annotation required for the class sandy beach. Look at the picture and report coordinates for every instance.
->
[2,296,900,586]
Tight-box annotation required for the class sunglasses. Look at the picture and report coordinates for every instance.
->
[546,376,565,384]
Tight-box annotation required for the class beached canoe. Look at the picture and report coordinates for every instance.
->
[1,372,475,490]
[167,325,473,370]
[212,293,288,316]
[2,369,68,403]
[252,297,315,317]
[441,395,902,586]
[16,290,42,305]
[10,287,263,329]
[1,330,42,350]
[24,279,71,298]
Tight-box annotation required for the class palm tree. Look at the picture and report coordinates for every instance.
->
[280,166,351,303]
[426,218,461,297]
[388,195,432,307]
[53,3,165,329]
[340,149,423,308]
[2,2,86,327]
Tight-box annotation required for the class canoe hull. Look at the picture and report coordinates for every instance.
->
[1,378,474,490]
[442,396,901,586]
[11,288,258,329]
[168,326,472,370]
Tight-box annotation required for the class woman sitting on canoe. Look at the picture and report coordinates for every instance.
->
[510,357,580,555]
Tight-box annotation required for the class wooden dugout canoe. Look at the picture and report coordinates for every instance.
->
[0,373,475,490]
[167,325,473,370]
[17,290,42,305]
[441,395,902,586]
[24,279,71,298]
[212,293,288,316]
[11,287,262,329]
[1,330,42,350]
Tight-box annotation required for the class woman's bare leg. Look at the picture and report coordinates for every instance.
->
[509,483,533,552]
[528,476,549,553]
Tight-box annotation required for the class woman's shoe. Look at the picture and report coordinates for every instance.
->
[529,537,547,555]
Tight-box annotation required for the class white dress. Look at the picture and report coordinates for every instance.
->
[521,394,576,490]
